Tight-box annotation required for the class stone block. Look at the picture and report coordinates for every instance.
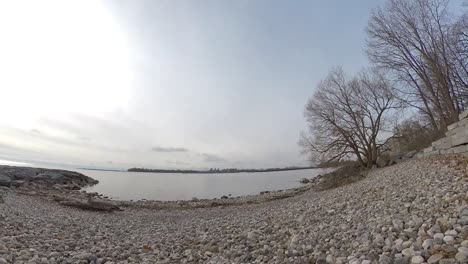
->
[452,135,468,147]
[451,125,468,137]
[446,129,456,137]
[458,118,468,127]
[459,110,468,120]
[448,122,459,131]
[425,150,440,157]
[424,146,434,153]
[450,144,468,154]
[432,137,452,150]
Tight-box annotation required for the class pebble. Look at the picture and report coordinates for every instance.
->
[427,254,443,264]
[443,235,455,245]
[411,255,424,264]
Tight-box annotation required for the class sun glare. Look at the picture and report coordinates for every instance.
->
[0,0,133,129]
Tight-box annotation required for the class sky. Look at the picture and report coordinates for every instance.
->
[0,0,384,170]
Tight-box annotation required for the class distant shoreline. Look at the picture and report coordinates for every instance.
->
[77,168,126,172]
[127,166,316,174]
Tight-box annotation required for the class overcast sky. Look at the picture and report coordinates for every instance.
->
[0,0,383,169]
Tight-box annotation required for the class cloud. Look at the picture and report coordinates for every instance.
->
[166,160,190,166]
[77,136,91,141]
[201,153,226,163]
[151,146,189,153]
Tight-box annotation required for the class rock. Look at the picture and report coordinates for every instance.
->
[461,226,468,239]
[75,252,97,261]
[0,258,6,264]
[402,240,412,249]
[10,180,25,187]
[458,216,468,225]
[300,178,310,184]
[410,255,424,264]
[58,198,120,212]
[247,231,257,240]
[315,257,327,264]
[422,238,433,250]
[394,257,410,264]
[455,252,467,263]
[441,244,457,254]
[443,235,454,245]
[444,230,457,236]
[439,259,456,264]
[0,166,98,188]
[402,248,415,257]
[379,255,392,264]
[393,219,404,230]
[458,246,468,256]
[434,233,444,243]
[0,174,11,187]
[427,254,443,264]
[204,245,219,253]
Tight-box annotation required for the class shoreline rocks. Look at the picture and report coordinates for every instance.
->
[0,155,467,263]
[0,165,98,188]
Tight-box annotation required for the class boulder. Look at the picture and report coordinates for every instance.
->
[53,195,120,212]
[0,174,12,187]
[0,166,98,188]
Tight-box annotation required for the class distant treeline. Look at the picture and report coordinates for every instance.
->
[127,166,316,174]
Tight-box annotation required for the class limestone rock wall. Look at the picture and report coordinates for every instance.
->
[417,110,468,158]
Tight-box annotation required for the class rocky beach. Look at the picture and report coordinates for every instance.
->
[0,155,468,263]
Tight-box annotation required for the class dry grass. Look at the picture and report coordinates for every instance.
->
[314,164,368,191]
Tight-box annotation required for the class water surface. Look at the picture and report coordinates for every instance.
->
[81,168,328,201]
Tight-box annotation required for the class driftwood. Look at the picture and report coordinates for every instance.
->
[53,195,120,212]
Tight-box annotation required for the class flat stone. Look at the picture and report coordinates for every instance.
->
[402,248,415,257]
[411,255,424,264]
[394,257,410,264]
[427,254,443,264]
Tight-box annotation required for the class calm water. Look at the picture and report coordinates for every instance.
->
[80,168,328,201]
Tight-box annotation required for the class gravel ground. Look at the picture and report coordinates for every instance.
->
[0,155,467,264]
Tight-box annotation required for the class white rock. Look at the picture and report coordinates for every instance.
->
[402,248,415,257]
[458,246,468,257]
[427,254,443,264]
[433,233,444,243]
[443,235,455,245]
[422,238,433,250]
[411,255,424,264]
[445,230,458,236]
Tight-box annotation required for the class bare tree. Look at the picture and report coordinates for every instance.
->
[367,0,468,133]
[449,12,468,107]
[300,68,398,168]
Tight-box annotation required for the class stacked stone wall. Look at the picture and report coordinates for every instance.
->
[417,110,468,158]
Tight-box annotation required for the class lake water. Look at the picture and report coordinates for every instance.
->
[80,168,328,201]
